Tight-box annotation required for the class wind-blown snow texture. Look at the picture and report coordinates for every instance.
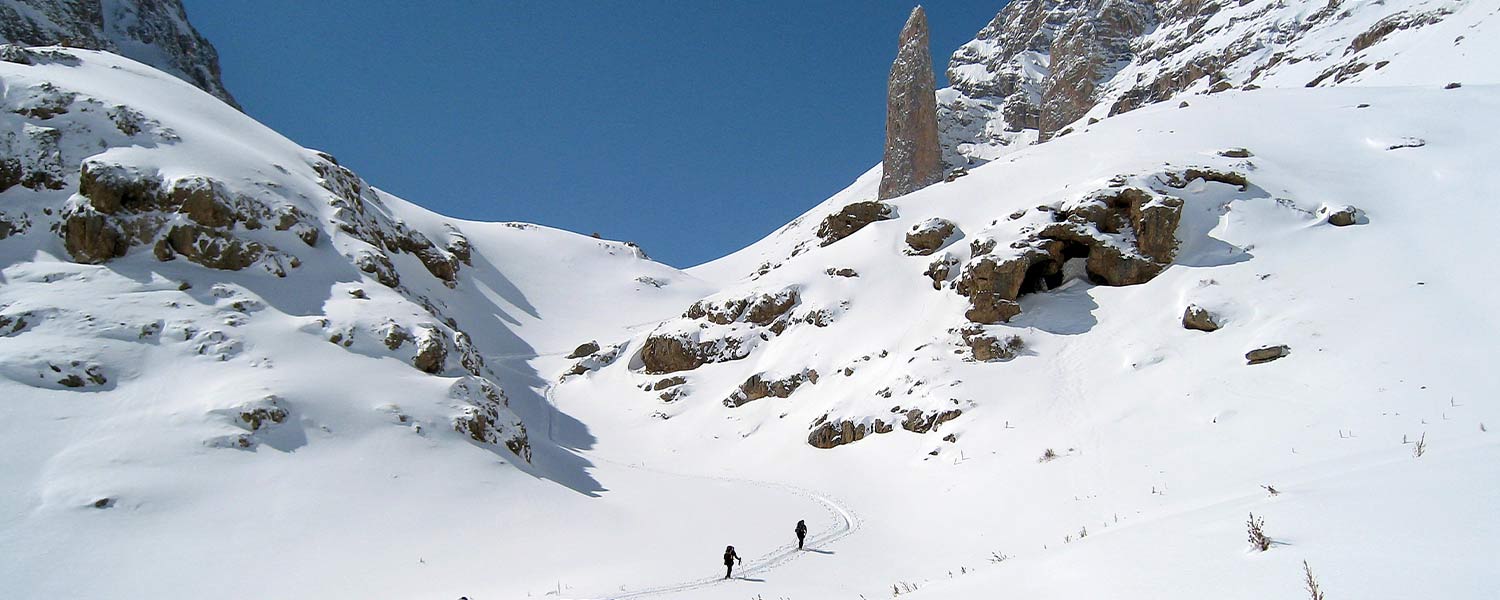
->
[2,1,1499,599]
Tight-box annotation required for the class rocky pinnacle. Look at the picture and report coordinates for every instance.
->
[879,6,943,201]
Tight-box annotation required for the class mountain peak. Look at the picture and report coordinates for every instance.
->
[879,4,942,200]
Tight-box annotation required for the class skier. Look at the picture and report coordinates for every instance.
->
[723,545,742,579]
[795,519,808,550]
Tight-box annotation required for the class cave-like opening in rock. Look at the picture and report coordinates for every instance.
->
[1021,241,1093,294]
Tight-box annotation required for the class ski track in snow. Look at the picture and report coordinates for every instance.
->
[532,376,862,600]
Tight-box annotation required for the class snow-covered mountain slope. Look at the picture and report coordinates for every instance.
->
[0,46,727,599]
[939,0,1500,167]
[3,1,1499,599]
[0,0,238,108]
[570,82,1500,599]
[560,2,1500,597]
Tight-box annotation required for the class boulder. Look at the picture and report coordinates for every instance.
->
[1182,305,1220,332]
[816,201,894,246]
[640,335,705,374]
[744,291,799,325]
[904,218,958,255]
[567,340,600,359]
[923,256,958,290]
[1326,205,1360,226]
[412,326,449,374]
[960,326,1024,361]
[1245,345,1291,365]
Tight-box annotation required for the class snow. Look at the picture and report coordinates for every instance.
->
[2,2,1499,599]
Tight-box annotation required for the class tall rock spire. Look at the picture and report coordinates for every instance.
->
[879,5,943,201]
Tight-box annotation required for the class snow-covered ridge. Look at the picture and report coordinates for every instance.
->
[0,46,720,598]
[0,0,239,108]
[938,0,1499,168]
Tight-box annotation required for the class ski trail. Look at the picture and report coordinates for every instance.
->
[530,382,862,600]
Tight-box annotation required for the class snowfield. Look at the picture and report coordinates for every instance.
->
[2,1,1499,599]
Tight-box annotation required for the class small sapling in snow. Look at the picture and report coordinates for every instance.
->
[1303,560,1325,600]
[1247,512,1271,551]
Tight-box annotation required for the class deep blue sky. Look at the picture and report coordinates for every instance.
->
[184,2,1006,267]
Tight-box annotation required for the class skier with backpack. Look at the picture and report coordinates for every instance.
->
[794,519,808,550]
[723,545,742,579]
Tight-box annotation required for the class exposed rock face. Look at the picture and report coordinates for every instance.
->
[878,6,942,200]
[952,172,1204,323]
[1246,345,1290,365]
[900,408,962,434]
[808,417,892,449]
[638,287,834,376]
[939,1,1456,167]
[940,0,1154,162]
[1035,1,1155,141]
[816,201,894,247]
[724,369,818,408]
[1182,305,1221,332]
[59,160,313,275]
[312,155,465,289]
[450,377,530,463]
[412,325,449,374]
[59,209,125,263]
[0,0,240,108]
[640,335,707,375]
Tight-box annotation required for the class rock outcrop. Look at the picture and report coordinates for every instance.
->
[959,326,1024,362]
[808,417,893,449]
[0,0,239,108]
[58,159,314,275]
[904,217,958,255]
[724,369,818,408]
[639,288,823,375]
[817,201,894,247]
[450,377,530,462]
[953,173,1198,323]
[878,6,942,200]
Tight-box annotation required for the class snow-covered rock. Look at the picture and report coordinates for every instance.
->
[0,0,238,108]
